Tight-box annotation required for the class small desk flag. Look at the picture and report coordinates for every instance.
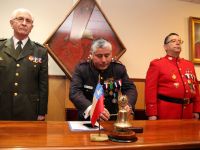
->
[90,83,104,126]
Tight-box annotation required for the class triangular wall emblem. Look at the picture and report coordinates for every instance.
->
[44,0,126,79]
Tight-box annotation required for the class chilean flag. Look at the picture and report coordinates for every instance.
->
[90,83,104,126]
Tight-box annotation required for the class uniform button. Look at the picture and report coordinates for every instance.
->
[34,65,37,68]
[16,73,19,76]
[184,82,187,85]
[168,57,173,60]
[179,68,181,71]
[186,90,188,93]
[14,92,18,96]
[182,75,184,77]
[14,82,18,86]
[16,64,20,67]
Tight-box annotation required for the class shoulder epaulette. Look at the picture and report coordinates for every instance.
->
[151,57,161,62]
[34,41,45,48]
[111,58,123,64]
[0,38,7,48]
[0,38,7,42]
[180,57,190,62]
[79,59,90,65]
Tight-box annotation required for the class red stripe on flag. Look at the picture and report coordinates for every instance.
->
[91,95,104,126]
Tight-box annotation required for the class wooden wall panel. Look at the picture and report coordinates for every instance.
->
[47,76,66,121]
[47,77,145,121]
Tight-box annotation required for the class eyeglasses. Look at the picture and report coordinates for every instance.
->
[166,39,184,45]
[14,17,33,24]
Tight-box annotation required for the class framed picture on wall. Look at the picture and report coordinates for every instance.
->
[44,0,126,79]
[189,17,200,64]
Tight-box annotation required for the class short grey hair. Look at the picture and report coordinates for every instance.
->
[10,8,34,22]
[90,38,112,54]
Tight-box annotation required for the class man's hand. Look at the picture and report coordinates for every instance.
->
[193,113,199,119]
[99,108,110,121]
[148,116,157,120]
[37,115,45,121]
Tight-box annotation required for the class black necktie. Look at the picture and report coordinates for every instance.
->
[15,41,22,57]
[16,41,23,55]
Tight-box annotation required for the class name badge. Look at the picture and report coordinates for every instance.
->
[84,85,93,90]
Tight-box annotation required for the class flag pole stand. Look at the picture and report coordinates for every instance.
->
[90,120,108,142]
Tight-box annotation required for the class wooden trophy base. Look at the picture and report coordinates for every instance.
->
[109,130,137,143]
[90,133,109,142]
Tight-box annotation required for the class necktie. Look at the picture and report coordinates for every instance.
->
[16,41,22,56]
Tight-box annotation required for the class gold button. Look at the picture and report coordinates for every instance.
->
[16,64,20,67]
[14,82,18,86]
[14,93,18,96]
[185,90,188,93]
[16,73,19,76]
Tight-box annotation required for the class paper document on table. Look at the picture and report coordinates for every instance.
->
[68,121,104,131]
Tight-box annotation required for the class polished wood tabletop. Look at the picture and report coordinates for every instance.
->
[0,119,200,150]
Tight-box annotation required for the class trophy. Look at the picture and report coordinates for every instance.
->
[109,93,137,142]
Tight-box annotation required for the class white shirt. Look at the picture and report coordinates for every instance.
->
[13,36,29,49]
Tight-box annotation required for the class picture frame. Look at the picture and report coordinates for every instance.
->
[44,0,126,79]
[189,16,200,64]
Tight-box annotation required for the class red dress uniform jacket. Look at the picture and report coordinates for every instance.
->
[145,55,200,119]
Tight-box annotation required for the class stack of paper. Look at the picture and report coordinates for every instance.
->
[68,121,104,131]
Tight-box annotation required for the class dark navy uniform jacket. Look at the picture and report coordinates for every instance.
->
[69,59,137,120]
[0,38,48,120]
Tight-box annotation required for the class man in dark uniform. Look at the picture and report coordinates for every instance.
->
[0,8,48,120]
[70,38,137,121]
[145,33,200,120]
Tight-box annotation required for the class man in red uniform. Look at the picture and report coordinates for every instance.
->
[145,33,200,120]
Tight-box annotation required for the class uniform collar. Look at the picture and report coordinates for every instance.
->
[13,36,29,49]
[165,55,180,62]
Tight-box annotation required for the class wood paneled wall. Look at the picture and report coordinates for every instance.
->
[47,76,145,121]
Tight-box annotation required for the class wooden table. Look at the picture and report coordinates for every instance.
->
[0,120,200,150]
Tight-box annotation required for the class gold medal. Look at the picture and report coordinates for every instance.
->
[109,90,113,95]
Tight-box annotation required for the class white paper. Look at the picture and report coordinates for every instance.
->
[68,121,104,131]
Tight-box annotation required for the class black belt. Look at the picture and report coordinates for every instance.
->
[158,94,193,105]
